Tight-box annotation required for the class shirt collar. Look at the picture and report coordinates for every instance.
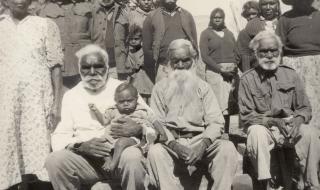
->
[5,14,31,25]
[135,7,149,16]
[94,3,115,14]
[161,6,181,16]
[256,66,279,81]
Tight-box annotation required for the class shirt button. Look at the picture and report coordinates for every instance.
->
[103,28,106,30]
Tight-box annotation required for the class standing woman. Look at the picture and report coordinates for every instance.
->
[200,8,238,119]
[277,0,320,129]
[235,1,260,72]
[0,0,63,188]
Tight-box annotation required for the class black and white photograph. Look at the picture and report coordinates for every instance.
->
[0,0,320,189]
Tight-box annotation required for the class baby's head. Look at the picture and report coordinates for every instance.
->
[128,24,142,49]
[115,82,138,114]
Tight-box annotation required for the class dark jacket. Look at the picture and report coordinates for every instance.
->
[142,7,198,80]
[91,2,130,74]
[39,1,92,77]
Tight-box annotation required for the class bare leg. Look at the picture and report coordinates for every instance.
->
[109,137,137,172]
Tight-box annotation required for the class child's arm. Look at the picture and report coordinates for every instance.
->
[88,103,110,126]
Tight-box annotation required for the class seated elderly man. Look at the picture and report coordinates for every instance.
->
[239,30,320,190]
[45,44,152,190]
[147,39,238,190]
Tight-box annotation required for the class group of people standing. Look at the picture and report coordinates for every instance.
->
[1,0,320,190]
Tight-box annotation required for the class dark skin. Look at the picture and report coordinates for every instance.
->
[162,0,177,12]
[260,0,279,20]
[167,47,211,166]
[77,53,143,157]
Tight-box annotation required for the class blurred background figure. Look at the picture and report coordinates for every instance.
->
[241,0,260,21]
[200,8,238,131]
[28,0,41,15]
[143,0,198,82]
[236,0,281,72]
[235,1,260,72]
[277,0,320,129]
[91,0,125,80]
[127,24,154,104]
[39,0,92,92]
[0,0,6,14]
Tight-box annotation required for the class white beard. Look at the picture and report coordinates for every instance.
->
[165,69,198,106]
[81,73,108,91]
[258,55,281,71]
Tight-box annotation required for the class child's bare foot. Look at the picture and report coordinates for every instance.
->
[109,161,117,173]
[102,157,112,174]
[102,161,111,172]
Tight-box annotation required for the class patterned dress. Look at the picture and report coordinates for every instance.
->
[0,14,63,188]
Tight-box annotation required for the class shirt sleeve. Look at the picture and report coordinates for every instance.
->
[51,93,77,151]
[114,7,130,74]
[45,18,64,68]
[200,85,224,141]
[293,74,312,123]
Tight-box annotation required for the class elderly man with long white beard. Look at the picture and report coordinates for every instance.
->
[147,39,238,190]
[239,30,320,190]
[45,44,153,190]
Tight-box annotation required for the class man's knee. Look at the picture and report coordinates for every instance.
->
[299,125,320,139]
[45,150,70,171]
[216,140,237,158]
[147,144,167,161]
[120,146,143,166]
[247,125,269,140]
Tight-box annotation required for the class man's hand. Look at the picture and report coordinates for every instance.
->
[186,141,208,166]
[288,116,305,138]
[168,141,191,161]
[265,118,289,137]
[77,138,112,158]
[110,117,143,138]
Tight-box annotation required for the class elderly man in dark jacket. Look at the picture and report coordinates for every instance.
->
[142,0,197,82]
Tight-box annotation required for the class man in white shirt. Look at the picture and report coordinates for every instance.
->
[45,44,150,190]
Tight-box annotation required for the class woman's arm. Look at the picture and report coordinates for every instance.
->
[51,65,62,127]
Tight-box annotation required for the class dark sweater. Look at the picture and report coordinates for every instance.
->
[276,9,320,57]
[158,13,188,65]
[200,28,236,73]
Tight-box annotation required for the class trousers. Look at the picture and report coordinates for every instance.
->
[147,138,238,190]
[246,124,320,189]
[45,147,146,190]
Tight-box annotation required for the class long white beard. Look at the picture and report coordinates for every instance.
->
[165,69,198,106]
[81,73,108,91]
[258,55,281,71]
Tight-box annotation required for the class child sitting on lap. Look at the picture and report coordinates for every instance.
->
[89,82,166,174]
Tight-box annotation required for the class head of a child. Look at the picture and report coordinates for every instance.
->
[115,82,138,115]
[128,24,142,49]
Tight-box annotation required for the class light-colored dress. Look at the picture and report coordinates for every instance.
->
[0,14,63,189]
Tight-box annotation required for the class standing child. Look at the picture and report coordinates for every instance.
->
[89,82,166,174]
[127,24,154,104]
